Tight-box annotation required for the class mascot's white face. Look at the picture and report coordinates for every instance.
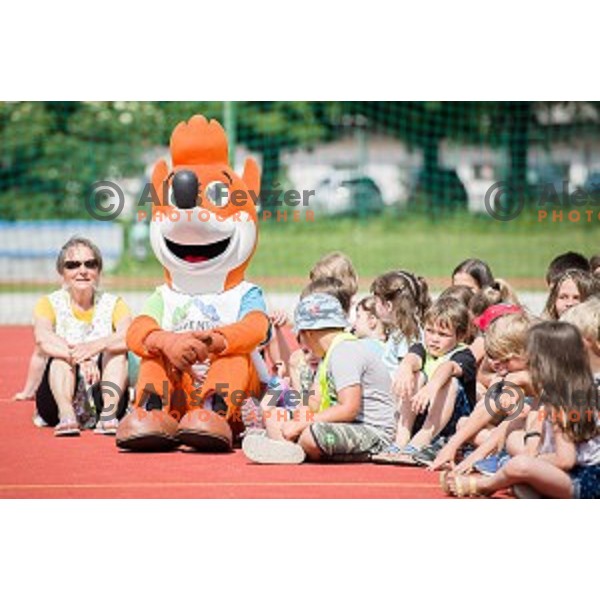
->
[149,197,257,295]
[149,116,261,296]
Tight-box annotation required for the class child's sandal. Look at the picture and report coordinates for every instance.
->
[440,471,451,494]
[454,474,484,498]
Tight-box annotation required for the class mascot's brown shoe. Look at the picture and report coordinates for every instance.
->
[176,409,233,453]
[116,407,180,452]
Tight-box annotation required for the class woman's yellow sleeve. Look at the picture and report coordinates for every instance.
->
[33,296,55,325]
[112,297,132,328]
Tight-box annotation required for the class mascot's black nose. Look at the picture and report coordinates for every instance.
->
[172,170,199,209]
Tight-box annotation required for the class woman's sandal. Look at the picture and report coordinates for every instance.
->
[54,418,80,437]
[94,418,119,435]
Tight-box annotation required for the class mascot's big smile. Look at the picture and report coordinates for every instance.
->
[164,236,231,263]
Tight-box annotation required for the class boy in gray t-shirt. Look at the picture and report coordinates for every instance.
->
[242,293,396,464]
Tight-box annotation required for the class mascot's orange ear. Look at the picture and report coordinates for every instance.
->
[242,157,261,199]
[151,159,169,210]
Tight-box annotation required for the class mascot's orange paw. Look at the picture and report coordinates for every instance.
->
[176,409,233,453]
[116,407,180,452]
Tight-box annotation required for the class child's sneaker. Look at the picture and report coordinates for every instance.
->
[413,437,447,467]
[371,443,403,463]
[372,444,419,465]
[242,434,305,464]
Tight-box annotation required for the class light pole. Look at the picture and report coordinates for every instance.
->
[223,101,237,167]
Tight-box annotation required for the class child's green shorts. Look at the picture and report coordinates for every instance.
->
[310,422,389,462]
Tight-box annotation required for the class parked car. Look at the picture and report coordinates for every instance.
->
[528,164,570,197]
[407,167,468,210]
[311,172,385,216]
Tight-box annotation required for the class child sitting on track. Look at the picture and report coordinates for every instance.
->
[429,309,534,472]
[242,293,395,464]
[373,296,476,465]
[352,295,387,357]
[442,321,600,499]
[370,270,431,377]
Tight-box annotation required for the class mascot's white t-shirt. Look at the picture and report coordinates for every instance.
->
[140,281,267,333]
[140,281,269,383]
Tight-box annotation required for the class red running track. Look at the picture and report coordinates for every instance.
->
[0,326,450,499]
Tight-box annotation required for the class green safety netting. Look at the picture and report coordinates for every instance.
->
[1,101,599,290]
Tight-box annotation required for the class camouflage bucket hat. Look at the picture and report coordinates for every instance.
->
[294,293,349,332]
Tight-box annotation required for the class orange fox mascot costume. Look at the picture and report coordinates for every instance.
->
[116,115,270,452]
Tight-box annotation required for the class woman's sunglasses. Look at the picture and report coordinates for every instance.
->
[64,259,100,270]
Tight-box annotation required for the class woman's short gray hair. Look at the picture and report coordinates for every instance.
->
[56,236,104,274]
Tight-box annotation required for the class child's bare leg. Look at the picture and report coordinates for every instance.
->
[411,378,459,448]
[450,401,497,449]
[395,400,417,447]
[473,427,494,447]
[504,415,530,456]
[448,455,573,498]
[263,407,288,440]
[430,403,499,471]
[14,348,47,401]
[455,416,468,431]
[262,405,313,441]
[454,416,493,447]
[298,426,322,461]
[394,371,424,447]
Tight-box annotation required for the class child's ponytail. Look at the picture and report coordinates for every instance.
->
[370,270,431,343]
[470,279,520,317]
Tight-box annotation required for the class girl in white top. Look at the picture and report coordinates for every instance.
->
[370,270,431,377]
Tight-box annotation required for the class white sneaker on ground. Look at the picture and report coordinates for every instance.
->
[242,434,306,464]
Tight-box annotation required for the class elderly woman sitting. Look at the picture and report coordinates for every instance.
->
[33,236,132,436]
